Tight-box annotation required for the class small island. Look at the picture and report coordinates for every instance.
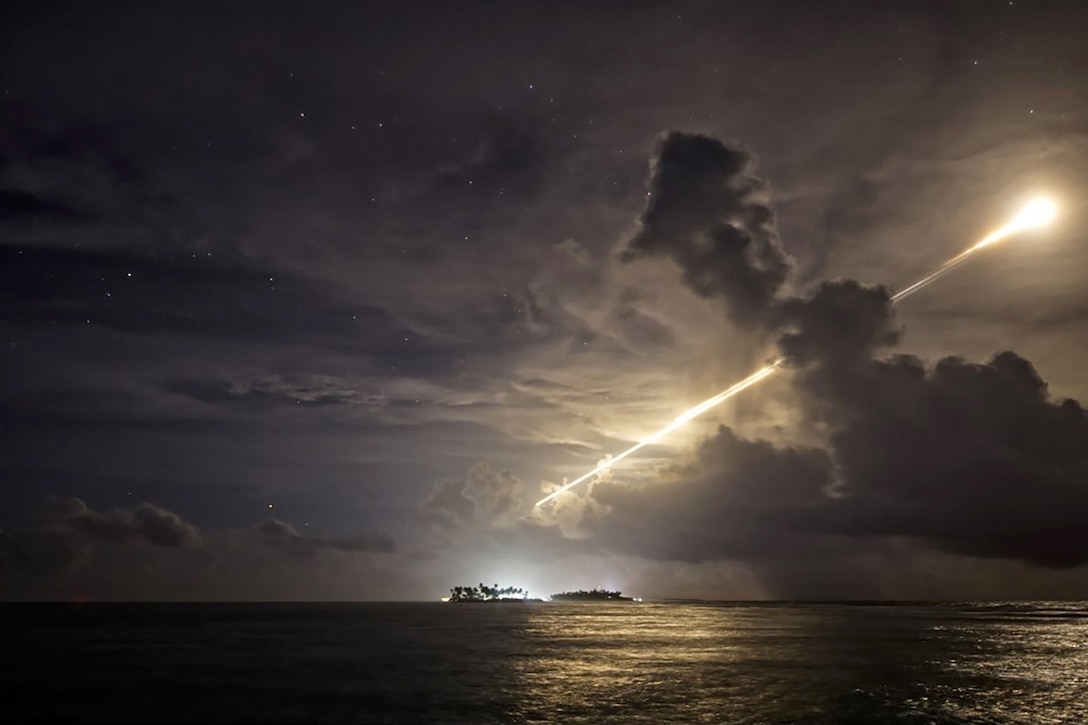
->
[444,584,642,603]
[446,583,541,602]
[550,588,637,602]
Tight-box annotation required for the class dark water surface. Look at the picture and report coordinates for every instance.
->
[2,602,1086,724]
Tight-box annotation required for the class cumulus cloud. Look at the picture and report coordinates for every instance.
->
[776,279,901,366]
[622,132,792,329]
[801,351,1088,567]
[0,497,199,580]
[562,284,1088,572]
[563,347,1088,572]
[548,131,1088,582]
[592,320,1081,572]
[39,497,202,548]
[421,462,524,529]
[620,133,900,365]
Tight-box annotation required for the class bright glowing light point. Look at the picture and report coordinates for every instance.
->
[535,196,1059,507]
[1013,197,1057,229]
[973,197,1057,250]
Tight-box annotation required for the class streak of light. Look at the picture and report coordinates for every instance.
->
[891,197,1056,302]
[535,198,1057,507]
[534,363,780,507]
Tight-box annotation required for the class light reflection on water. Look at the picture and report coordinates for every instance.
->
[506,602,1088,724]
[2,601,1086,723]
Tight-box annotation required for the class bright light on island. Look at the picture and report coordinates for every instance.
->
[443,584,644,603]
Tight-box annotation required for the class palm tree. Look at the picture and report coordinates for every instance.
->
[448,582,537,602]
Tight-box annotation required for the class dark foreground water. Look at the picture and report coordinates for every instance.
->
[2,602,1087,724]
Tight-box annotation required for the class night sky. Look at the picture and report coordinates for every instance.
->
[3,0,1088,601]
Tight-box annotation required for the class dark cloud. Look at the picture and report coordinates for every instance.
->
[622,132,792,329]
[162,378,356,409]
[0,528,84,576]
[776,279,901,367]
[620,133,903,368]
[0,188,89,221]
[803,351,1088,568]
[0,113,149,239]
[585,426,833,563]
[1,497,396,600]
[0,114,142,185]
[39,496,200,548]
[253,519,395,557]
[0,498,198,579]
[132,503,203,548]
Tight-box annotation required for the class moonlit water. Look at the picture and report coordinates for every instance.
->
[3,602,1086,724]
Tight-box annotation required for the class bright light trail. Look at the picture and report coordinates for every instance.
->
[890,197,1056,302]
[535,363,780,506]
[535,197,1056,507]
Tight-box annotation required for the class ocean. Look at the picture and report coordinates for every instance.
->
[2,601,1086,724]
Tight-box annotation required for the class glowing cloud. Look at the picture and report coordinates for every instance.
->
[536,198,1058,507]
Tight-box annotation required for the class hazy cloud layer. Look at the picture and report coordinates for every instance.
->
[253,518,395,557]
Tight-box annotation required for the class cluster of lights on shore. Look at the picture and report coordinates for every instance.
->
[536,197,1058,507]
